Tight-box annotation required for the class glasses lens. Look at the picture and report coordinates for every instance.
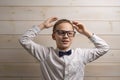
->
[67,31,75,37]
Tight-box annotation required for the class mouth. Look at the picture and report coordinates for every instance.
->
[62,40,70,44]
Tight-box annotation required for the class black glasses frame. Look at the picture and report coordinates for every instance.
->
[54,30,76,37]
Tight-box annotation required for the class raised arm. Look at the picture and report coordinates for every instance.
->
[72,21,110,64]
[19,17,58,61]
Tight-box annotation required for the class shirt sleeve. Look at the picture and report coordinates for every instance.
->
[78,34,110,64]
[19,25,50,61]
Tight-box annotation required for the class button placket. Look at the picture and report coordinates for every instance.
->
[63,56,71,80]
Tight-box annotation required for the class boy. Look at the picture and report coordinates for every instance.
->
[19,17,109,80]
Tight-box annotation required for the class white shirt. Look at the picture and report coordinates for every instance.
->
[19,25,109,80]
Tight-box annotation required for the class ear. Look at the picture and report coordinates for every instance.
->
[52,33,56,40]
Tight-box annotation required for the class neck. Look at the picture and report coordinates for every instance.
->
[57,47,71,51]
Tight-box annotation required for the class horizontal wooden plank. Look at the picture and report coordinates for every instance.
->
[0,0,119,6]
[0,35,119,49]
[0,49,37,63]
[0,78,21,80]
[0,7,119,20]
[0,49,120,63]
[85,64,120,76]
[92,50,120,63]
[0,63,119,77]
[84,77,120,80]
[0,77,120,80]
[0,21,120,34]
[112,22,120,33]
[0,21,46,34]
[0,78,41,80]
[0,63,41,77]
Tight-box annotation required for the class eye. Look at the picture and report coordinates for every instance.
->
[60,31,64,34]
[57,30,65,35]
[68,32,73,35]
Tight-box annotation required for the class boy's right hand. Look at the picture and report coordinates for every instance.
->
[39,17,58,30]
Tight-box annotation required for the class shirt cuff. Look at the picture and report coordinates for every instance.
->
[32,25,41,33]
[88,33,99,42]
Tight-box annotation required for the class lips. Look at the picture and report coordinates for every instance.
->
[62,40,69,44]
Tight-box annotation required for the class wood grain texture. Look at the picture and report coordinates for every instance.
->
[0,7,119,21]
[0,0,119,79]
[0,0,119,6]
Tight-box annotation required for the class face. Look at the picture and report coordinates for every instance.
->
[52,22,75,50]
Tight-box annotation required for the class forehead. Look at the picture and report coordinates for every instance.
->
[55,22,73,30]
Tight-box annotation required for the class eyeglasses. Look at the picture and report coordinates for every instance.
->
[54,30,76,37]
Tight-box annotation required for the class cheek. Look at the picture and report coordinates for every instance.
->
[53,34,62,41]
[56,36,62,41]
[69,38,74,42]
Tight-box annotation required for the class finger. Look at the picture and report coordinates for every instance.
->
[72,21,81,27]
[72,21,78,25]
[72,21,79,29]
[73,25,79,30]
[50,17,58,22]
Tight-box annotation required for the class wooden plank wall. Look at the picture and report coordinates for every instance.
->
[0,0,120,80]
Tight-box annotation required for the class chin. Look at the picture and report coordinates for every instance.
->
[62,45,70,49]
